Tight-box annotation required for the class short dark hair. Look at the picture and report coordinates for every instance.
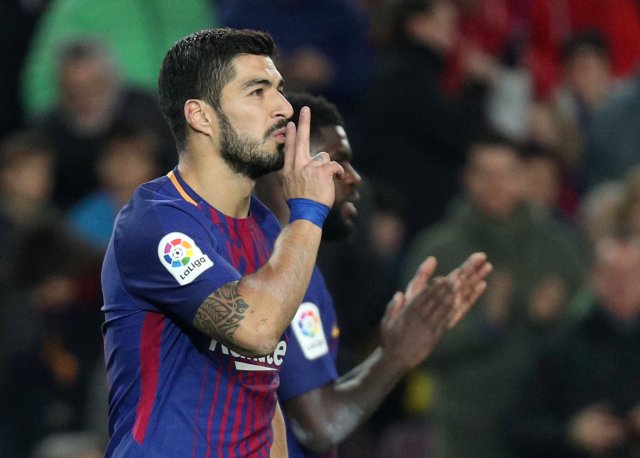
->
[101,122,159,159]
[0,130,55,172]
[58,39,112,67]
[467,130,523,159]
[158,28,276,150]
[284,92,345,140]
[10,217,101,289]
[391,0,443,42]
[562,30,609,62]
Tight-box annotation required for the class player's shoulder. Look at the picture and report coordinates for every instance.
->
[119,176,204,227]
[112,176,212,254]
[302,266,334,315]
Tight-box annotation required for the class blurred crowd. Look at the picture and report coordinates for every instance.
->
[2,0,640,457]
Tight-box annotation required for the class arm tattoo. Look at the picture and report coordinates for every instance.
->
[193,281,249,343]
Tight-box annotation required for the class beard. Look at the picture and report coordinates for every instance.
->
[322,204,356,241]
[218,111,287,180]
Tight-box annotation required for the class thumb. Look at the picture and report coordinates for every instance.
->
[406,256,437,301]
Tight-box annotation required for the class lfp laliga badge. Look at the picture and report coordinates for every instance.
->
[292,302,329,360]
[158,232,213,285]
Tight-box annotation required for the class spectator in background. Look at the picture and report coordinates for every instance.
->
[521,142,581,227]
[68,124,160,249]
[0,130,58,457]
[508,234,640,458]
[526,0,640,98]
[0,130,56,226]
[566,179,626,320]
[582,71,640,192]
[1,218,103,458]
[361,0,496,241]
[556,32,615,157]
[0,130,57,288]
[33,40,174,209]
[578,180,625,247]
[21,0,214,117]
[523,32,616,221]
[401,132,585,458]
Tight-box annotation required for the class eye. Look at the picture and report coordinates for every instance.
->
[250,88,264,96]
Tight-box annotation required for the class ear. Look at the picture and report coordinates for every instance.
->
[184,99,217,138]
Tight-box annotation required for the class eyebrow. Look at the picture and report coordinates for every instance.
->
[242,78,285,91]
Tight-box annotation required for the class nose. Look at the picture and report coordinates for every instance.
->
[274,92,294,120]
[343,162,362,188]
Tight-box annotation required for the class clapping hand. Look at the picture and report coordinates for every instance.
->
[380,253,492,370]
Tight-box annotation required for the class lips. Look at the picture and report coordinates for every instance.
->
[271,127,287,142]
[341,201,358,220]
[341,192,360,218]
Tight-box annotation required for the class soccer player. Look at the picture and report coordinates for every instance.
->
[100,28,470,457]
[101,28,344,457]
[254,92,493,457]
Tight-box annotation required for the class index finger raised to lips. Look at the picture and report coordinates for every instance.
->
[283,121,297,172]
[294,106,313,169]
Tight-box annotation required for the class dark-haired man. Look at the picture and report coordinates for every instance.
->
[101,28,343,457]
[100,28,484,457]
[402,133,585,458]
[255,92,493,457]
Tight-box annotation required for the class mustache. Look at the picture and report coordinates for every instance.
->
[264,119,289,138]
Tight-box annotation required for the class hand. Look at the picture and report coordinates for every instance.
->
[445,252,493,329]
[569,403,628,455]
[282,106,344,207]
[382,255,438,323]
[381,274,456,370]
[380,253,491,370]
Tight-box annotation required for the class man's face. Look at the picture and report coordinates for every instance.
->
[1,151,54,204]
[216,54,293,179]
[311,125,362,240]
[565,49,611,103]
[464,145,525,219]
[60,57,119,135]
[592,238,640,321]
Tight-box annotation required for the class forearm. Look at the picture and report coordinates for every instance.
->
[286,347,406,452]
[194,219,321,355]
[237,220,321,345]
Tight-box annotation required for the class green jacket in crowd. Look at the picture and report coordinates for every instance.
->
[21,0,215,117]
[402,200,586,458]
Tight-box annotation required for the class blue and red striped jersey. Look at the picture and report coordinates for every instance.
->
[102,169,287,457]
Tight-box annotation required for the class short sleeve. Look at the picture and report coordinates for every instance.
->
[278,268,339,402]
[113,200,241,327]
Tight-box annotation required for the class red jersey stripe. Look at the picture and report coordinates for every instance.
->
[132,312,165,444]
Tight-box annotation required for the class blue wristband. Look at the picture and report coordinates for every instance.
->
[287,198,330,228]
